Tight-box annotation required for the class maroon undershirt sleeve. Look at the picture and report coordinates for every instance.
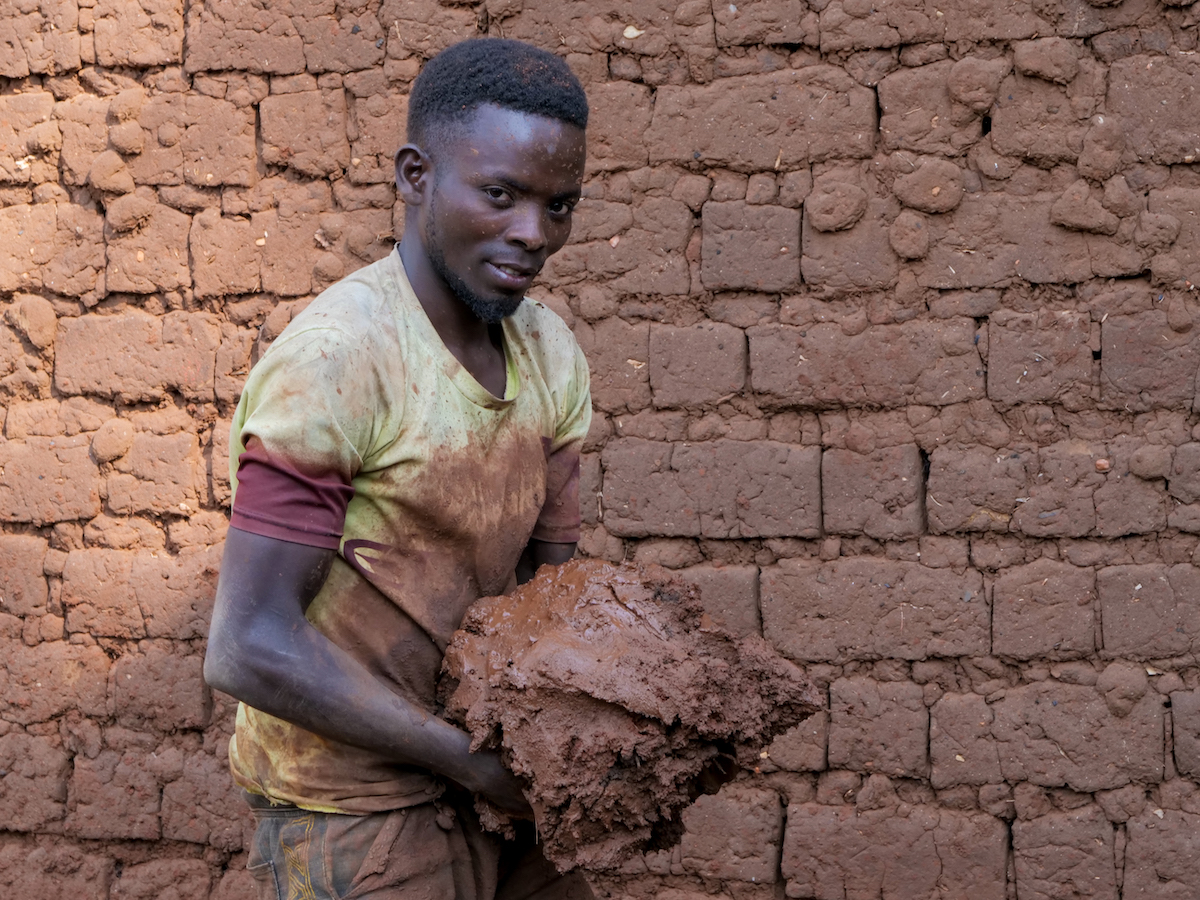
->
[230,437,355,550]
[531,440,582,545]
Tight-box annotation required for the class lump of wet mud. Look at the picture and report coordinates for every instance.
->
[440,559,822,873]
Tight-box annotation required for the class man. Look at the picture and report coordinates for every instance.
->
[204,38,594,900]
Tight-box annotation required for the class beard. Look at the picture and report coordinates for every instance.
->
[425,195,525,326]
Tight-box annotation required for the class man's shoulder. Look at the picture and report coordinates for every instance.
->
[286,256,402,340]
[510,297,582,364]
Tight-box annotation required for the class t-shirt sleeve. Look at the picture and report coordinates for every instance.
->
[531,338,592,544]
[229,326,391,549]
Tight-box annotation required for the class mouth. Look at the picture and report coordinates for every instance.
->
[485,260,538,291]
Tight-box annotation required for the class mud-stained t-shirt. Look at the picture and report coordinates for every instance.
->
[225,249,591,814]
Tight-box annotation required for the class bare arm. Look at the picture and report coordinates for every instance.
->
[516,538,576,585]
[204,526,530,815]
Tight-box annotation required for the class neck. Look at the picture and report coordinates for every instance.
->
[397,234,492,353]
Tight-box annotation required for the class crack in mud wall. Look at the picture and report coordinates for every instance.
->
[3,0,1200,897]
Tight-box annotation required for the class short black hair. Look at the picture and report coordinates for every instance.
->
[407,38,588,148]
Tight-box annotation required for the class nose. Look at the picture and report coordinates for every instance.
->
[507,202,548,253]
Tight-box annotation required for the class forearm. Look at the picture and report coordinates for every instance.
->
[205,529,496,793]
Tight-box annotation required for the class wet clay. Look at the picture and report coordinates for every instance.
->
[440,559,821,872]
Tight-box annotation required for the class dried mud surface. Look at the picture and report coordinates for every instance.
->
[440,559,821,873]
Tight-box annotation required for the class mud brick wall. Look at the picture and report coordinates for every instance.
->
[4,0,1200,898]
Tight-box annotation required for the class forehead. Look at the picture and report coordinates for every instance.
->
[435,104,586,184]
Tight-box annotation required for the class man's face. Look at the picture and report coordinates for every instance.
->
[420,104,586,324]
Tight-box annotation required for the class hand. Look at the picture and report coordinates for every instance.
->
[463,750,534,819]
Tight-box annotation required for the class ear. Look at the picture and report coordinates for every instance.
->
[395,144,432,206]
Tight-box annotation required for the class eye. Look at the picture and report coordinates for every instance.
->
[548,199,576,217]
[483,186,511,205]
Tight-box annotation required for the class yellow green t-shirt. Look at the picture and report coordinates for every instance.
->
[226,249,591,813]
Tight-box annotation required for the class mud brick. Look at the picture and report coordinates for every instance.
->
[0,1,80,77]
[1171,443,1200,504]
[136,545,223,640]
[1056,0,1161,40]
[1100,311,1200,413]
[601,438,821,539]
[0,92,58,185]
[1122,808,1200,898]
[105,202,192,293]
[574,318,651,414]
[0,731,69,832]
[993,558,1096,660]
[0,535,48,617]
[161,745,249,850]
[678,563,759,637]
[0,203,56,294]
[819,0,943,53]
[0,436,101,525]
[828,677,928,778]
[1170,690,1200,778]
[0,320,49,401]
[822,445,924,541]
[0,640,110,725]
[109,859,213,900]
[183,1,306,74]
[253,207,322,296]
[211,417,233,507]
[603,198,693,296]
[1108,56,1200,166]
[261,90,351,178]
[920,193,1094,289]
[649,322,747,408]
[765,710,828,772]
[926,446,1026,534]
[125,93,186,186]
[987,310,1093,406]
[942,0,1054,39]
[930,692,1003,788]
[213,866,257,900]
[67,745,162,841]
[878,61,980,154]
[190,210,261,298]
[1094,467,1170,537]
[55,310,221,402]
[107,432,202,516]
[182,96,256,187]
[381,0,479,60]
[496,0,716,82]
[647,68,875,171]
[748,319,983,409]
[0,834,113,899]
[680,784,782,883]
[714,0,813,45]
[1149,188,1200,291]
[782,803,1007,900]
[991,74,1088,165]
[62,549,145,639]
[216,323,255,405]
[1013,806,1117,900]
[295,11,384,74]
[94,0,183,66]
[1097,564,1200,659]
[1011,441,1106,538]
[801,197,899,292]
[56,93,110,188]
[348,88,409,185]
[44,202,107,299]
[587,81,652,173]
[991,680,1163,791]
[761,558,987,663]
[109,639,208,731]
